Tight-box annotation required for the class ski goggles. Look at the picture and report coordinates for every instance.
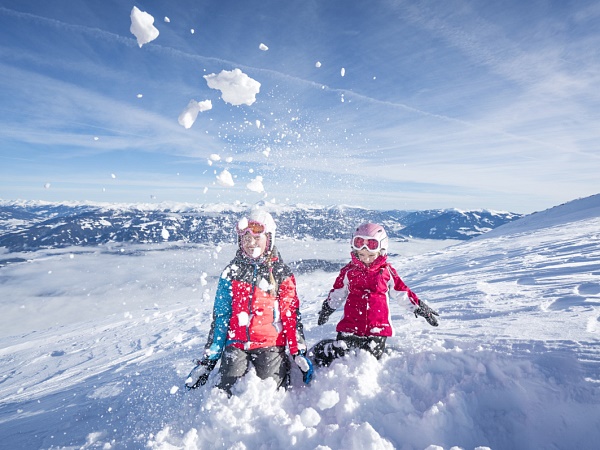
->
[352,235,382,252]
[236,219,266,236]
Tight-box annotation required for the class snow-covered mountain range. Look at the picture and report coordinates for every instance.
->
[0,200,522,252]
[0,194,598,450]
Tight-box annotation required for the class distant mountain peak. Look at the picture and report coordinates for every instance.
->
[0,202,523,252]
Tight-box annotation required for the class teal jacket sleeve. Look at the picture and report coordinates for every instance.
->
[203,275,233,360]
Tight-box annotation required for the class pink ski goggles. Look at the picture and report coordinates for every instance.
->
[236,220,266,236]
[352,235,382,252]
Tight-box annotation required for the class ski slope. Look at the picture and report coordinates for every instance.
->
[0,195,599,450]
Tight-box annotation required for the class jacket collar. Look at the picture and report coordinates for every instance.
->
[350,252,388,271]
[235,246,280,266]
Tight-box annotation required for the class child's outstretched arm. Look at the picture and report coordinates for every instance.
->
[388,264,439,326]
[317,264,351,325]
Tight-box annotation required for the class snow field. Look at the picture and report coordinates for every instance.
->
[1,197,600,449]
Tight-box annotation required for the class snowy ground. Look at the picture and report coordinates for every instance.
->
[0,196,599,450]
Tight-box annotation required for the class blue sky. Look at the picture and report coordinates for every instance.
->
[1,0,599,213]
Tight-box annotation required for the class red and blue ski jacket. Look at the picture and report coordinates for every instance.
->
[325,252,421,337]
[204,248,305,360]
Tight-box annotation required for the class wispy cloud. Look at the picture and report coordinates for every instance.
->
[1,1,599,212]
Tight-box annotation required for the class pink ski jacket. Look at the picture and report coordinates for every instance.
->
[325,252,421,337]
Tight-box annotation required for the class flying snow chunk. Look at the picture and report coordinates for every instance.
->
[216,169,234,187]
[111,173,116,179]
[259,43,269,51]
[178,99,212,129]
[247,176,265,193]
[209,154,221,161]
[237,312,249,326]
[340,67,346,77]
[258,278,271,291]
[130,6,159,48]
[164,17,170,23]
[315,61,322,68]
[161,228,170,240]
[204,68,261,106]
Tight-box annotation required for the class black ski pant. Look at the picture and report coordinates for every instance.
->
[216,345,290,394]
[310,332,387,367]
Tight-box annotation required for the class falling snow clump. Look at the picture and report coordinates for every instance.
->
[247,176,265,193]
[216,169,234,187]
[178,100,212,129]
[204,69,261,106]
[129,6,159,47]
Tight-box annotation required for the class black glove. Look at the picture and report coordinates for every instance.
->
[317,300,336,325]
[185,357,218,389]
[414,302,439,327]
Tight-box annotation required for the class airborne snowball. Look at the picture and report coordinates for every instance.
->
[216,170,234,187]
[178,99,212,129]
[259,43,269,51]
[204,68,261,106]
[130,6,159,47]
[247,176,265,193]
[237,312,249,326]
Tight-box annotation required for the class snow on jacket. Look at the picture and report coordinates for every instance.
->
[203,247,305,360]
[325,252,421,337]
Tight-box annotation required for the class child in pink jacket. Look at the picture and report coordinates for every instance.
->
[312,223,439,366]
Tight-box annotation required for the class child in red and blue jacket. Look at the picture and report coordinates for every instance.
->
[185,208,312,393]
[312,222,439,367]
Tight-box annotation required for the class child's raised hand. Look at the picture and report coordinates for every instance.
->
[317,300,336,325]
[414,302,439,327]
